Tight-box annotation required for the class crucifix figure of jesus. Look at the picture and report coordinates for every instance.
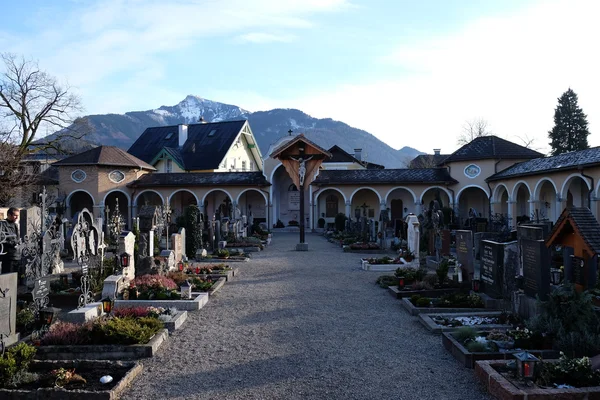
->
[290,155,313,186]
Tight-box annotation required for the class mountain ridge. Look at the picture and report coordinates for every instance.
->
[58,95,424,168]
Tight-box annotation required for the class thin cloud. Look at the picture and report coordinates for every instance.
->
[237,32,296,44]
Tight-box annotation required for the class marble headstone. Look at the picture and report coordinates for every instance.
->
[171,232,183,263]
[405,214,420,256]
[118,231,136,279]
[178,228,186,259]
[0,272,18,346]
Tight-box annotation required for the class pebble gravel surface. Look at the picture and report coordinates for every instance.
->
[123,233,490,400]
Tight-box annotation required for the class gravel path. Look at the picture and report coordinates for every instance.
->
[123,233,490,400]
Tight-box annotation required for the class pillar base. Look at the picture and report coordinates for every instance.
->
[295,243,309,251]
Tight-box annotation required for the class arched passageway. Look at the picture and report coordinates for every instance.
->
[169,190,198,221]
[237,189,268,226]
[457,186,489,230]
[105,191,130,229]
[69,191,94,220]
[315,188,345,229]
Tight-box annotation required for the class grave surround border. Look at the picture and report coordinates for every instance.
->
[0,360,142,400]
[475,360,600,399]
[114,292,209,311]
[401,297,490,316]
[418,311,511,334]
[34,329,169,360]
[388,286,460,299]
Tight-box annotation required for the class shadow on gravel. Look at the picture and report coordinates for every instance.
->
[174,354,308,395]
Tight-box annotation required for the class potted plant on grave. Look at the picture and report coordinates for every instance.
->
[215,249,230,259]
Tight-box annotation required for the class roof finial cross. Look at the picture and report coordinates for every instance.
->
[288,129,293,136]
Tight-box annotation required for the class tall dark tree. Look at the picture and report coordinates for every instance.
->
[548,88,590,156]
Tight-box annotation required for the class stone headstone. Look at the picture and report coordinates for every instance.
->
[160,250,175,270]
[196,248,208,258]
[441,229,451,256]
[138,205,159,232]
[118,231,136,279]
[178,228,186,259]
[32,276,51,301]
[456,230,474,280]
[102,274,124,300]
[517,225,547,241]
[405,214,420,256]
[481,240,503,298]
[171,232,183,263]
[149,230,155,256]
[19,206,41,240]
[502,241,519,299]
[474,232,502,261]
[218,241,227,250]
[139,232,149,258]
[0,272,18,346]
[521,238,551,300]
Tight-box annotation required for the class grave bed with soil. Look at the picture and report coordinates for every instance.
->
[388,286,460,299]
[476,360,600,399]
[0,360,142,400]
[442,331,558,369]
[401,293,490,316]
[418,311,511,334]
[197,256,249,263]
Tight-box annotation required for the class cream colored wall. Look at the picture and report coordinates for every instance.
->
[215,133,259,172]
[154,159,185,173]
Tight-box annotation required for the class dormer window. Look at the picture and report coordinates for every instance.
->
[165,132,174,140]
[208,129,217,137]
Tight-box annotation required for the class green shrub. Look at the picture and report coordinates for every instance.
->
[376,275,397,288]
[416,297,431,307]
[0,343,37,388]
[537,353,600,388]
[16,308,35,331]
[436,259,450,284]
[423,274,438,287]
[215,248,230,258]
[454,326,477,343]
[466,341,489,353]
[410,295,421,304]
[334,213,347,232]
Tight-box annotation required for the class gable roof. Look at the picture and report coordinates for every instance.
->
[546,207,600,255]
[441,136,543,165]
[270,134,332,159]
[128,120,247,170]
[128,172,270,188]
[488,147,600,181]
[312,168,457,185]
[325,145,385,169]
[150,147,185,170]
[53,146,155,170]
[409,154,450,168]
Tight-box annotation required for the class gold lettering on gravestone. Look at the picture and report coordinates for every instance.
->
[0,297,11,335]
[523,243,538,293]
[481,245,494,284]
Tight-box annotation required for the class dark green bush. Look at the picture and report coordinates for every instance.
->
[376,275,397,288]
[334,213,347,232]
[436,259,450,284]
[0,343,37,388]
[466,341,489,353]
[96,317,163,345]
[410,294,421,304]
[537,353,600,388]
[453,326,476,343]
[416,297,431,307]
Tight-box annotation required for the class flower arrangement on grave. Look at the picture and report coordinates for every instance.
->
[215,248,230,259]
[399,249,414,262]
[536,352,600,388]
[189,277,214,292]
[51,368,86,387]
[40,316,164,346]
[128,275,180,300]
[349,242,380,250]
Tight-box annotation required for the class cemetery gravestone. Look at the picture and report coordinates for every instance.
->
[456,230,474,280]
[405,214,420,256]
[19,206,41,240]
[178,228,186,259]
[521,238,551,301]
[481,240,503,298]
[118,231,136,279]
[171,232,183,263]
[441,229,451,256]
[0,272,18,346]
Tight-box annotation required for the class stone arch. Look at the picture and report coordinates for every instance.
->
[314,187,348,204]
[168,189,199,205]
[349,187,382,204]
[492,183,509,203]
[102,189,131,206]
[533,178,558,201]
[236,188,268,204]
[456,185,489,221]
[67,190,96,219]
[456,185,490,202]
[201,188,234,205]
[417,186,451,205]
[560,173,592,201]
[510,180,532,201]
[385,186,417,205]
[133,190,164,206]
[103,190,131,229]
[67,189,96,208]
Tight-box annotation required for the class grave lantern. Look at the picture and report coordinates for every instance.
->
[398,276,405,289]
[178,261,184,271]
[101,297,114,314]
[550,268,562,285]
[181,280,192,299]
[120,253,130,268]
[472,279,481,292]
[39,307,60,326]
[195,266,201,274]
[513,351,540,379]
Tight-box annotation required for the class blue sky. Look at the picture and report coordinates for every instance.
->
[2,0,599,155]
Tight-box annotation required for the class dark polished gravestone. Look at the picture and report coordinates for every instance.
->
[521,238,551,301]
[441,229,451,256]
[456,230,474,280]
[0,272,18,347]
[481,240,519,300]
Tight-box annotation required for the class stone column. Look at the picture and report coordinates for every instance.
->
[345,200,351,219]
[556,194,566,218]
[507,200,517,228]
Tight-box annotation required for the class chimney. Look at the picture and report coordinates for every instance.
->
[178,124,188,147]
[433,149,441,155]
[198,116,206,123]
[354,148,362,161]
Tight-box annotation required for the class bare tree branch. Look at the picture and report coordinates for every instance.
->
[457,118,492,146]
[514,133,541,151]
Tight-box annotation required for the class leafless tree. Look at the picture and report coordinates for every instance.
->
[0,53,88,206]
[514,133,542,151]
[457,118,492,146]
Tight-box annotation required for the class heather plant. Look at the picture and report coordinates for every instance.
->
[40,322,91,346]
[537,352,600,388]
[191,277,214,292]
[0,343,37,388]
[113,306,152,319]
[99,317,163,345]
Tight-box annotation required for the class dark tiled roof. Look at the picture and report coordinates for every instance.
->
[488,147,600,181]
[128,172,270,188]
[441,136,543,165]
[128,120,246,170]
[53,146,155,170]
[409,154,449,168]
[325,145,385,169]
[548,207,600,255]
[312,168,457,185]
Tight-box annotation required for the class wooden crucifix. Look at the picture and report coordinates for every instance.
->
[271,135,331,248]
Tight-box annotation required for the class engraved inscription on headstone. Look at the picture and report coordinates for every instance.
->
[480,240,504,298]
[32,276,51,300]
[522,238,551,300]
[456,230,474,278]
[0,296,11,335]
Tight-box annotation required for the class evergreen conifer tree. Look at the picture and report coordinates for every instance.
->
[548,88,590,155]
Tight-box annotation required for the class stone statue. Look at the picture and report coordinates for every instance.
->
[290,156,313,186]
